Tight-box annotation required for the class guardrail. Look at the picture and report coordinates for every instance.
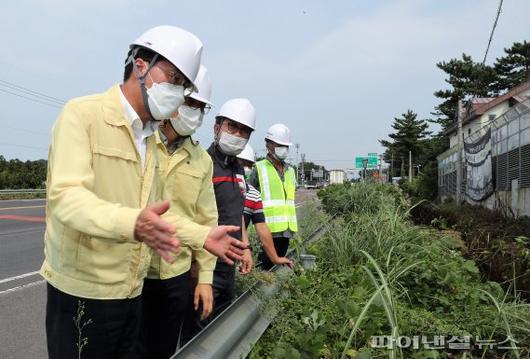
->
[172,216,331,359]
[0,189,46,194]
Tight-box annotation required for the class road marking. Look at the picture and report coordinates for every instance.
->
[0,215,45,223]
[0,271,40,285]
[0,280,45,296]
[0,205,45,211]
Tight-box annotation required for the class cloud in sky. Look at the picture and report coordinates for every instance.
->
[1,0,529,170]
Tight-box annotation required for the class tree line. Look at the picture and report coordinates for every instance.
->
[0,155,47,189]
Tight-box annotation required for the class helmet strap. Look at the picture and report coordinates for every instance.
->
[130,48,159,121]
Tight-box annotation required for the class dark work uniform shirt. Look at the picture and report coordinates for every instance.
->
[207,143,246,271]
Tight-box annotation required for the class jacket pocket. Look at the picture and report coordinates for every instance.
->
[92,144,138,162]
[76,236,135,286]
[166,167,203,216]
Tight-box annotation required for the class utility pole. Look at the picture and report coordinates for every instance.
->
[295,143,300,183]
[456,100,463,203]
[390,152,394,183]
[378,155,383,183]
[408,150,412,183]
[301,153,306,186]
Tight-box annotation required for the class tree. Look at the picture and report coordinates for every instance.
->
[432,53,499,131]
[493,40,530,92]
[380,110,431,177]
[0,156,47,189]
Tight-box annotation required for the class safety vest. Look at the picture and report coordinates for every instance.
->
[256,159,298,233]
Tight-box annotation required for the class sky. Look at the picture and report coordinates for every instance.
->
[1,0,529,171]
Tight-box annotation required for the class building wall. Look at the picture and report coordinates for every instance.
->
[439,98,530,218]
[329,170,345,184]
[449,101,512,148]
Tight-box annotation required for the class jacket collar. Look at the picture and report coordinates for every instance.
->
[102,85,130,127]
[208,143,238,168]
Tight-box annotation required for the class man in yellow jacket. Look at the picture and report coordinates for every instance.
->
[41,26,245,359]
[137,66,218,357]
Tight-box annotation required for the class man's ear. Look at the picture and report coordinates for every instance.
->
[134,58,148,78]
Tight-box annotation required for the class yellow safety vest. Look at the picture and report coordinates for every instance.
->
[256,159,298,233]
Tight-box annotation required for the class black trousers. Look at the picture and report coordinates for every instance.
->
[183,267,234,342]
[46,283,142,359]
[258,236,290,270]
[137,271,192,359]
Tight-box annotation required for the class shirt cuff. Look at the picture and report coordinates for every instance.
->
[115,207,143,240]
[198,270,214,284]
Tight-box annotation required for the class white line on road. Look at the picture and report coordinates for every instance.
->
[0,198,46,203]
[0,271,40,285]
[0,280,45,296]
[0,205,45,211]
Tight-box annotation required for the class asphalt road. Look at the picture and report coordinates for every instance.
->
[0,199,46,359]
[0,190,317,358]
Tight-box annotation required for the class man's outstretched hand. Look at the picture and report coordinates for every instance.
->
[203,226,248,265]
[134,201,180,263]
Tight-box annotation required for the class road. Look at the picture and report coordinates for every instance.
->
[0,190,316,358]
[0,199,46,359]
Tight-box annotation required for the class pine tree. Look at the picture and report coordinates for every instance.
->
[493,40,530,92]
[380,110,431,177]
[431,53,499,131]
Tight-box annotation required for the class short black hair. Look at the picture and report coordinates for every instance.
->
[123,47,159,82]
[215,117,223,125]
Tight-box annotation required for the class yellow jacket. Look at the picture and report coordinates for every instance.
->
[148,133,217,283]
[40,85,210,299]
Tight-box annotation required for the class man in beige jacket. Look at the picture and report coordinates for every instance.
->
[41,26,245,359]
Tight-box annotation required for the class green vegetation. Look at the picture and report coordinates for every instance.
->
[0,155,47,189]
[251,183,530,358]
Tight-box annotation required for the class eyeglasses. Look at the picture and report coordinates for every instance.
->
[223,119,251,137]
[154,63,193,94]
[184,97,211,115]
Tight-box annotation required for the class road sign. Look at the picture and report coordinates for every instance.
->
[368,153,378,157]
[355,156,377,168]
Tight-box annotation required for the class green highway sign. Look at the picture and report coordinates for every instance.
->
[368,153,378,157]
[355,156,378,168]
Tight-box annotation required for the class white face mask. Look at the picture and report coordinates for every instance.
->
[274,146,289,160]
[217,131,248,156]
[146,74,185,121]
[244,166,252,178]
[169,105,203,136]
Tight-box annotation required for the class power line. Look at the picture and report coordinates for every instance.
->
[0,88,63,109]
[4,125,49,137]
[0,79,65,105]
[482,0,504,65]
[0,142,48,151]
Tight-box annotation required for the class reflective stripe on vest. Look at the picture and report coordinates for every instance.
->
[256,160,298,233]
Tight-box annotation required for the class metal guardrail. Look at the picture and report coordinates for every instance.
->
[172,217,330,359]
[0,189,46,194]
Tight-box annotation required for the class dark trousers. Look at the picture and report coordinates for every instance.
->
[137,271,192,359]
[259,236,290,270]
[183,267,234,342]
[46,283,142,359]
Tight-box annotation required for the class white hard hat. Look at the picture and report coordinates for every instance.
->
[189,65,213,106]
[265,123,292,146]
[237,143,255,163]
[131,25,203,89]
[217,98,256,130]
